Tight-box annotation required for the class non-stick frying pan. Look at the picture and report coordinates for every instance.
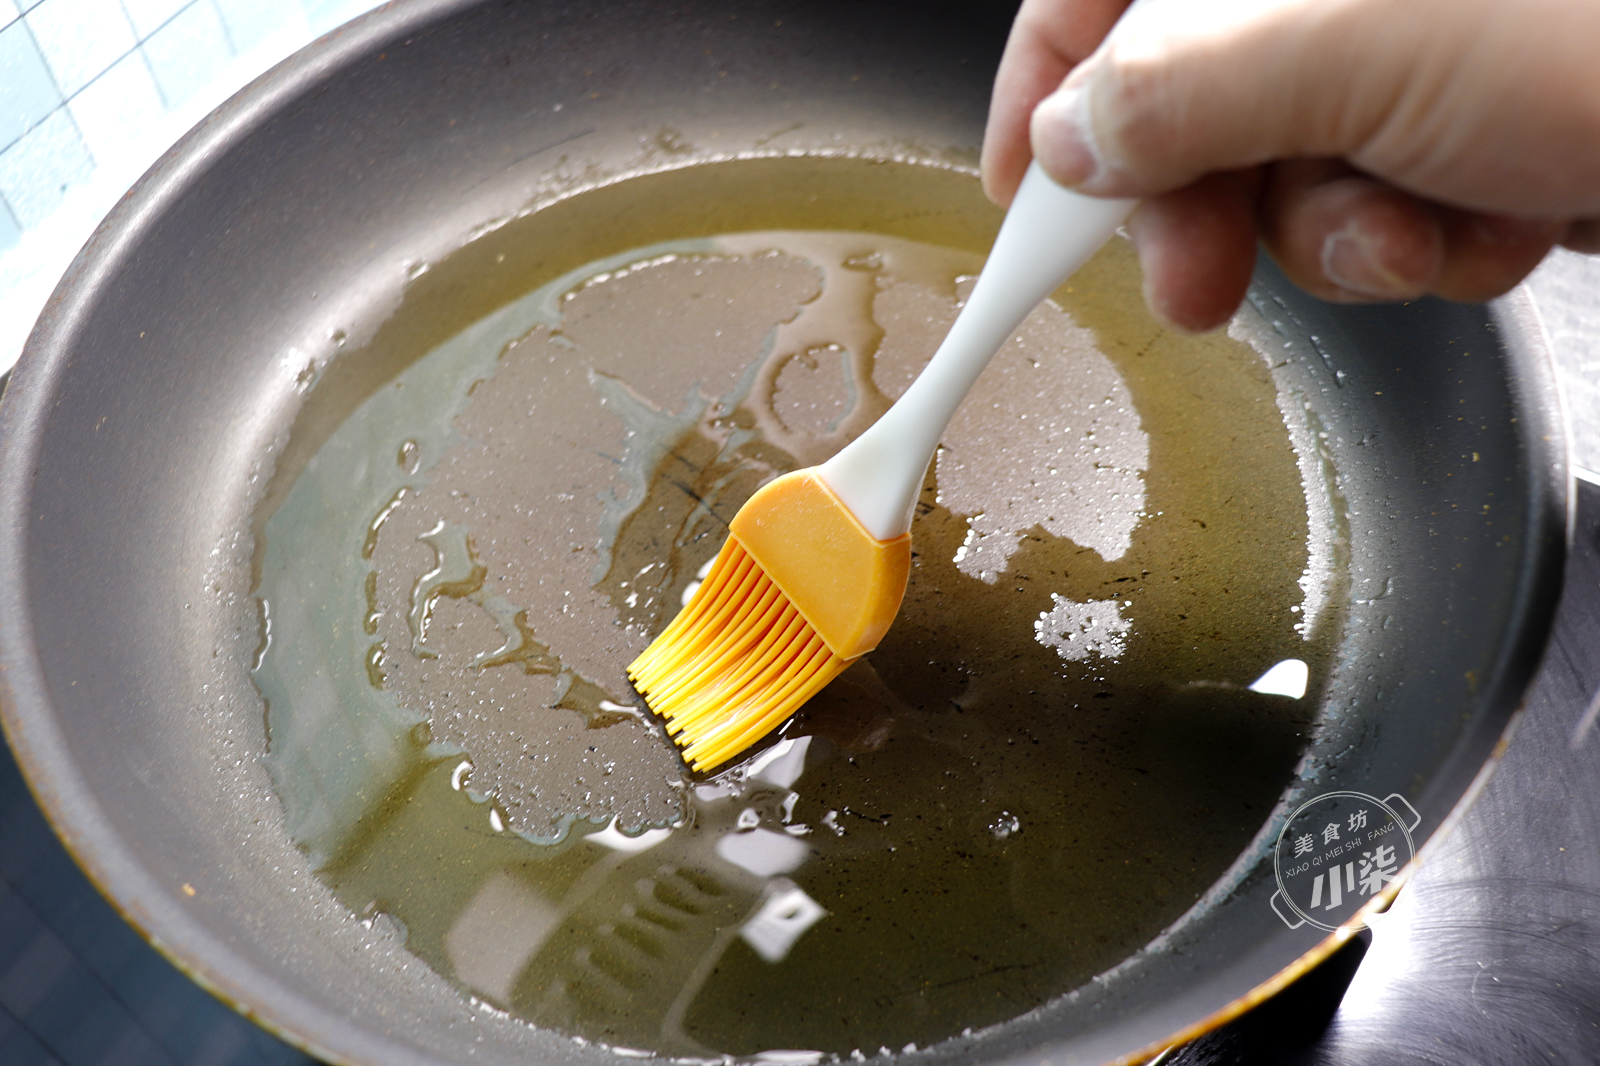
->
[0,1,1568,1064]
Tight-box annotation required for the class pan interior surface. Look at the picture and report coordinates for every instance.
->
[0,1,1565,1065]
[254,154,1343,1057]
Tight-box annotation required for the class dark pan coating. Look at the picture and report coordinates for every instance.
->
[0,1,1568,1064]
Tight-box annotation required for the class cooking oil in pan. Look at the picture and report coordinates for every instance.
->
[253,157,1344,1058]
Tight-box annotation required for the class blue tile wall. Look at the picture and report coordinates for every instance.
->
[0,197,19,251]
[212,0,281,55]
[122,0,191,38]
[27,0,137,97]
[0,731,323,1065]
[143,1,233,109]
[0,108,92,226]
[0,0,393,377]
[67,50,164,164]
[0,1011,66,1066]
[300,0,365,35]
[0,18,61,149]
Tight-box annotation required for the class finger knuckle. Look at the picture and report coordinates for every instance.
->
[1096,50,1185,177]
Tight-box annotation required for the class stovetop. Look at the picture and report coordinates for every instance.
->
[1,252,1597,1065]
[1163,249,1600,1066]
[1169,476,1600,1066]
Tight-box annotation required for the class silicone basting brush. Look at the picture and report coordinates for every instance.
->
[628,163,1134,770]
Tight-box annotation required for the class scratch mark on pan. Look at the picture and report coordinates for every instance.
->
[1568,684,1600,750]
[511,126,598,167]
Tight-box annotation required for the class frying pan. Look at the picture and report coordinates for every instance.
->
[0,0,1569,1064]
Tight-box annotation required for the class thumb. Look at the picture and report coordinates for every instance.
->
[1028,0,1448,200]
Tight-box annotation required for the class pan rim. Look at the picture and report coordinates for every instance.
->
[0,2,494,1065]
[0,1,1573,1064]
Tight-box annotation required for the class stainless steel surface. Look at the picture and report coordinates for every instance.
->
[1164,256,1600,1065]
[1314,473,1600,1062]
[1308,254,1600,1065]
[1168,475,1600,1066]
[1529,250,1600,476]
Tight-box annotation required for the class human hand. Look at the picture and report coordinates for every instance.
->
[981,0,1600,332]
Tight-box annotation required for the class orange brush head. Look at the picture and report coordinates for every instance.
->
[627,470,911,771]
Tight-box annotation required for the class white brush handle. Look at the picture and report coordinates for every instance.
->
[818,162,1135,540]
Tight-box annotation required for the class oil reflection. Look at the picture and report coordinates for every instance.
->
[1250,659,1310,699]
[260,214,1339,1056]
[432,733,831,1054]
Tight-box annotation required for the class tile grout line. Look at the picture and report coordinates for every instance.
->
[0,0,212,160]
[0,863,186,1066]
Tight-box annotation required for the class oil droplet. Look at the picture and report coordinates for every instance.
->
[362,571,381,635]
[476,609,559,674]
[365,642,387,689]
[408,522,488,657]
[363,487,411,561]
[258,159,1341,1059]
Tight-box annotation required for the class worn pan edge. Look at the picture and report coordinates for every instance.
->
[0,3,503,1065]
[1099,284,1572,1065]
[0,2,1573,1064]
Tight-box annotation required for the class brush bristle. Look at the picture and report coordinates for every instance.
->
[628,537,849,771]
